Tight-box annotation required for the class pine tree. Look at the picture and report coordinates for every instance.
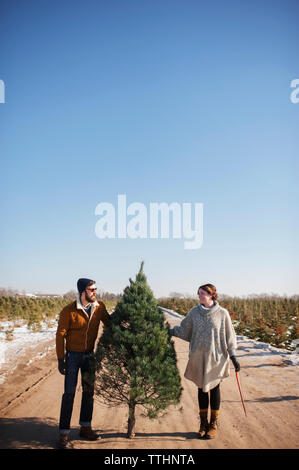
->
[94,262,182,438]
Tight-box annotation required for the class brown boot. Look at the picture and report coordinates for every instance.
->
[206,410,219,439]
[57,434,72,449]
[198,409,209,438]
[79,426,101,440]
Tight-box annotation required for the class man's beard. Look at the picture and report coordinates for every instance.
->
[85,292,95,304]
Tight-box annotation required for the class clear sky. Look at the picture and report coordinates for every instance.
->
[0,0,298,298]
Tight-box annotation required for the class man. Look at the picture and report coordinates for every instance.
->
[56,278,110,448]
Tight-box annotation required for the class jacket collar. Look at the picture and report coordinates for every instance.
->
[76,295,99,317]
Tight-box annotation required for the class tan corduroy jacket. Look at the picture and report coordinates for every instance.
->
[56,297,110,359]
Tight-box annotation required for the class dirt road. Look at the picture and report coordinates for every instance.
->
[0,313,298,450]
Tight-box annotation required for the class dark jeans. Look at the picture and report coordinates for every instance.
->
[59,350,96,434]
[198,383,221,411]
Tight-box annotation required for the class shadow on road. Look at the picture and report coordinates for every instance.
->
[0,418,200,448]
[0,417,59,449]
[224,395,299,404]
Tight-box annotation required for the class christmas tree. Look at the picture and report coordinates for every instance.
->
[94,262,182,438]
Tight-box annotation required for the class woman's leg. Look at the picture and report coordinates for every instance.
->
[198,388,209,410]
[210,383,220,410]
[197,388,209,438]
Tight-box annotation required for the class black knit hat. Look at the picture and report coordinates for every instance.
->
[77,278,95,295]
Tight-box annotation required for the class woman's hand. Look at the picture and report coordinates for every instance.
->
[230,355,240,372]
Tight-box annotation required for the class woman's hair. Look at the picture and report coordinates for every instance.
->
[197,283,218,301]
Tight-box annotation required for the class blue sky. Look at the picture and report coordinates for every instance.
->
[0,0,298,297]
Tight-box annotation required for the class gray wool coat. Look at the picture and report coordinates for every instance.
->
[172,302,237,392]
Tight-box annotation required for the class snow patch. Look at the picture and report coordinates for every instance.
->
[0,320,57,384]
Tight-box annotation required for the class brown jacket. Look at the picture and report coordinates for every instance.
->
[56,298,110,359]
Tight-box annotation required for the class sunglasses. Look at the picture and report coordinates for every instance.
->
[86,287,97,292]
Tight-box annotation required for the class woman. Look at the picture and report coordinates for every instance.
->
[169,284,240,439]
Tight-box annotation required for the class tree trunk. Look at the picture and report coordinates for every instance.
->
[127,402,136,438]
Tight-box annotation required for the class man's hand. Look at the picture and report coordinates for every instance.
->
[230,355,240,372]
[58,357,66,375]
